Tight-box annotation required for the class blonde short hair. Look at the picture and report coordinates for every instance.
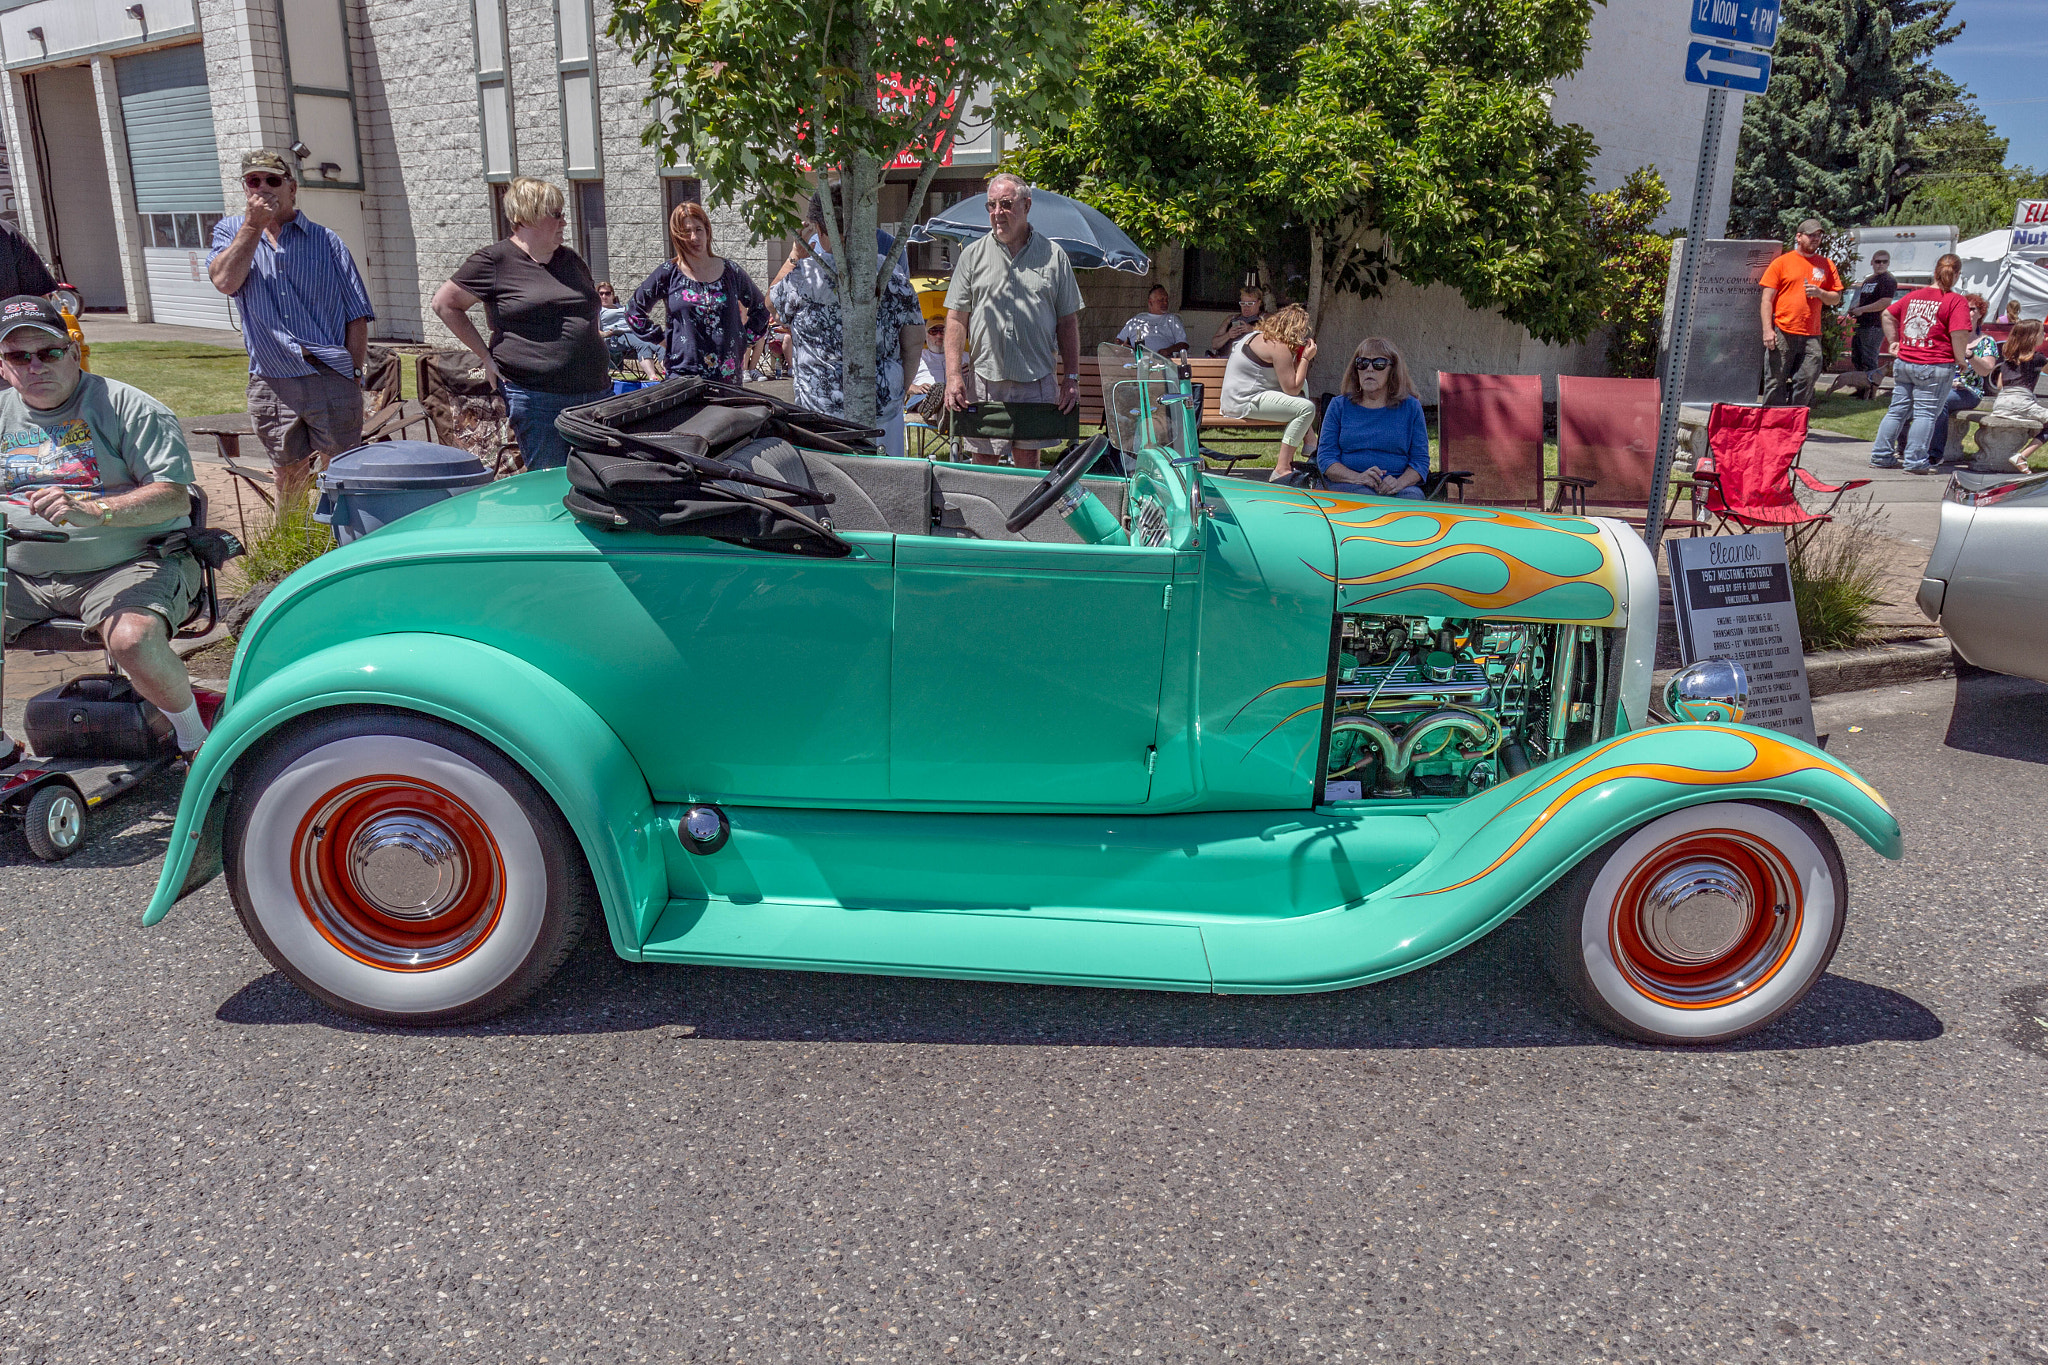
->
[502,177,565,229]
[1256,303,1312,348]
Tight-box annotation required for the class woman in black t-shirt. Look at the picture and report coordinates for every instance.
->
[430,178,611,472]
[1990,318,2048,471]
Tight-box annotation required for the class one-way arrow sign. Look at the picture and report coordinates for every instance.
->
[1685,41,1771,93]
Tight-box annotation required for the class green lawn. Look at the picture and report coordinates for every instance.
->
[87,339,424,420]
[1807,392,1890,443]
[87,340,250,420]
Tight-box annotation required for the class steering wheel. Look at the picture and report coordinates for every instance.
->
[1005,433,1110,534]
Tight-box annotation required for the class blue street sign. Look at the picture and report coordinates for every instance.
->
[1689,0,1779,52]
[1685,42,1772,94]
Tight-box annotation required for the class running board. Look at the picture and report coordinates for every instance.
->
[638,897,1214,992]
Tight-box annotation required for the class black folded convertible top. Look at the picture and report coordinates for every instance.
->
[555,377,886,556]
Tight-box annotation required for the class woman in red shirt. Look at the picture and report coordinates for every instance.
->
[1870,253,1974,473]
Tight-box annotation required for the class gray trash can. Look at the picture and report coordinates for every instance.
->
[314,441,494,544]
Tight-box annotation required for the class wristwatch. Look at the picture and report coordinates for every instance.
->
[1062,372,1080,381]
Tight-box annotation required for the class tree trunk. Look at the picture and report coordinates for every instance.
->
[836,28,882,427]
[1306,231,1326,334]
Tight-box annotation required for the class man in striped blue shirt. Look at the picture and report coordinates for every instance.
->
[207,149,375,506]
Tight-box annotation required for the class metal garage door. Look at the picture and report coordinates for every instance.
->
[116,44,237,331]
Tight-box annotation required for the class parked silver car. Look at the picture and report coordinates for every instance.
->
[1920,470,2048,680]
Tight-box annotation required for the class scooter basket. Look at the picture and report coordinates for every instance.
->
[24,674,173,760]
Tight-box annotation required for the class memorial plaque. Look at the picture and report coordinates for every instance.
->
[1668,532,1815,745]
[1657,238,1784,405]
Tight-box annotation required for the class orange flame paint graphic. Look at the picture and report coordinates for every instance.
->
[1314,542,1616,617]
[1226,674,1327,758]
[1406,726,1889,898]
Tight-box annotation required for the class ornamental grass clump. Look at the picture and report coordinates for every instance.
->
[1790,494,1886,652]
[230,496,333,596]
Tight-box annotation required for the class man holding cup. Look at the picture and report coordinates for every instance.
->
[1758,218,1843,409]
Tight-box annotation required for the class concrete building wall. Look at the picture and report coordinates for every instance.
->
[1549,0,1745,237]
[26,65,126,308]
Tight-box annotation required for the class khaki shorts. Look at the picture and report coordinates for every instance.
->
[249,364,365,470]
[960,372,1061,460]
[3,553,201,643]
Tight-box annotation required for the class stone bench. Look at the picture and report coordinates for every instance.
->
[1951,408,2042,471]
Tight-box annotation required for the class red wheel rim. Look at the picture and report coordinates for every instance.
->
[290,774,505,972]
[1607,829,1803,1009]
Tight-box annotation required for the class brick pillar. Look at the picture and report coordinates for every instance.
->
[90,56,153,324]
[197,0,296,205]
[1,71,51,262]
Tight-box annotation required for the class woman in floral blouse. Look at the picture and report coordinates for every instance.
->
[626,202,769,384]
[768,188,923,457]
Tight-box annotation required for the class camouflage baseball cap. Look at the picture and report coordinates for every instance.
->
[241,149,297,178]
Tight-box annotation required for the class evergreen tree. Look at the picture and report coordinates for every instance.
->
[1728,0,1961,241]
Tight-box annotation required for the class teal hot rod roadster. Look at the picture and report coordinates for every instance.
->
[145,346,1900,1043]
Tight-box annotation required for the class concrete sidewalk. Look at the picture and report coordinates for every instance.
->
[79,310,244,348]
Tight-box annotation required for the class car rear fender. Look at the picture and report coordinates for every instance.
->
[142,633,666,957]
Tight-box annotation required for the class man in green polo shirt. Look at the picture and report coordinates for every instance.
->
[942,174,1083,469]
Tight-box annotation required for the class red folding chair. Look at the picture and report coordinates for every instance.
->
[1436,373,1542,505]
[1550,375,1706,534]
[1696,404,1870,555]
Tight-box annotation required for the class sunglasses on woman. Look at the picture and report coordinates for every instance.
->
[1353,356,1392,372]
[244,174,287,189]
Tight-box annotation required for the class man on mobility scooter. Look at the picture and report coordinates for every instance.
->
[2,295,225,855]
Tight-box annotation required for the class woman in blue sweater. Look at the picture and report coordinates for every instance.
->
[1317,337,1429,497]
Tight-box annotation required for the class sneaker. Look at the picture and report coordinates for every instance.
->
[1869,457,1901,469]
[1904,463,1935,475]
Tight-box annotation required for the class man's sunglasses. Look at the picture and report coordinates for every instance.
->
[244,174,288,189]
[0,344,70,366]
[987,198,1024,212]
[1353,356,1392,372]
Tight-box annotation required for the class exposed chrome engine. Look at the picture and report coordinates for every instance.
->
[1323,613,1617,799]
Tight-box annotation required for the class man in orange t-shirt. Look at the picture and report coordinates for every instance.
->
[1758,218,1843,408]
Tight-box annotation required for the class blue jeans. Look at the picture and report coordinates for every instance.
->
[503,381,612,472]
[1870,361,1949,469]
[1928,385,1981,463]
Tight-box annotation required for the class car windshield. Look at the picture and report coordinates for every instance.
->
[1099,341,1199,547]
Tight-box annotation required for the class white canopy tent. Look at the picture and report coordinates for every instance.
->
[1958,224,2048,320]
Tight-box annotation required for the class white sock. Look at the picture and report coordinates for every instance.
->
[164,701,208,752]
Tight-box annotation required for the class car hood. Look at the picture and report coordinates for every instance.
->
[1289,491,1629,625]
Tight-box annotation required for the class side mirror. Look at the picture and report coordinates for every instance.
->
[1664,657,1748,724]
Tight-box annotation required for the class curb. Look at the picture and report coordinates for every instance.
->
[1653,636,1955,706]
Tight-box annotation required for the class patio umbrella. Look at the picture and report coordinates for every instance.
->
[907,189,1150,274]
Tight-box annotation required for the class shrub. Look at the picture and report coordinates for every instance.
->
[229,497,333,596]
[1588,169,1673,380]
[1790,495,1886,651]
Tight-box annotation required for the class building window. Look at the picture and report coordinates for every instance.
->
[144,213,224,250]
[277,0,366,189]
[574,181,608,281]
[472,0,516,179]
[663,176,702,215]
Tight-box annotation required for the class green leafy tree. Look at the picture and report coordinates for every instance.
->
[1008,0,1606,343]
[1729,0,1962,240]
[1586,169,1672,379]
[1882,89,2048,240]
[607,0,1087,423]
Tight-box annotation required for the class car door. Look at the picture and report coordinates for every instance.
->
[591,530,898,803]
[889,536,1175,806]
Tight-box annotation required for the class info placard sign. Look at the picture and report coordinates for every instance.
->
[1668,532,1816,744]
[1657,238,1784,404]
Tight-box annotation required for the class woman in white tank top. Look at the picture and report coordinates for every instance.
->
[1219,304,1319,482]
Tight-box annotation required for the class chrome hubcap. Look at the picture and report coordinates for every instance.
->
[348,815,467,920]
[1638,861,1754,965]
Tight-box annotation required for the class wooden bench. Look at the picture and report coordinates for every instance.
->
[1075,355,1288,475]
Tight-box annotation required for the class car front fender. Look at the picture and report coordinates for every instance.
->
[1205,722,1898,992]
[143,633,667,956]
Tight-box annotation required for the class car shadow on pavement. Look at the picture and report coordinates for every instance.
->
[1944,665,2048,764]
[217,916,1944,1053]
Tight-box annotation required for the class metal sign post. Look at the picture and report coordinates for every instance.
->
[1643,86,1729,556]
[1646,0,1778,559]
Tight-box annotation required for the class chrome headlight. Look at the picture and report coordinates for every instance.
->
[1664,658,1748,724]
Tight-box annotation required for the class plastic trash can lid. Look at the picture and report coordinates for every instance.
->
[317,440,494,491]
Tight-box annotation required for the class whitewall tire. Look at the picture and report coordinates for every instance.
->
[226,711,591,1024]
[1539,801,1847,1044]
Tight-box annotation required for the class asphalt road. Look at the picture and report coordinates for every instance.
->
[3,674,2045,1364]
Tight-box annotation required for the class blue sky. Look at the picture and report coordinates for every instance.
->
[1939,0,2048,171]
